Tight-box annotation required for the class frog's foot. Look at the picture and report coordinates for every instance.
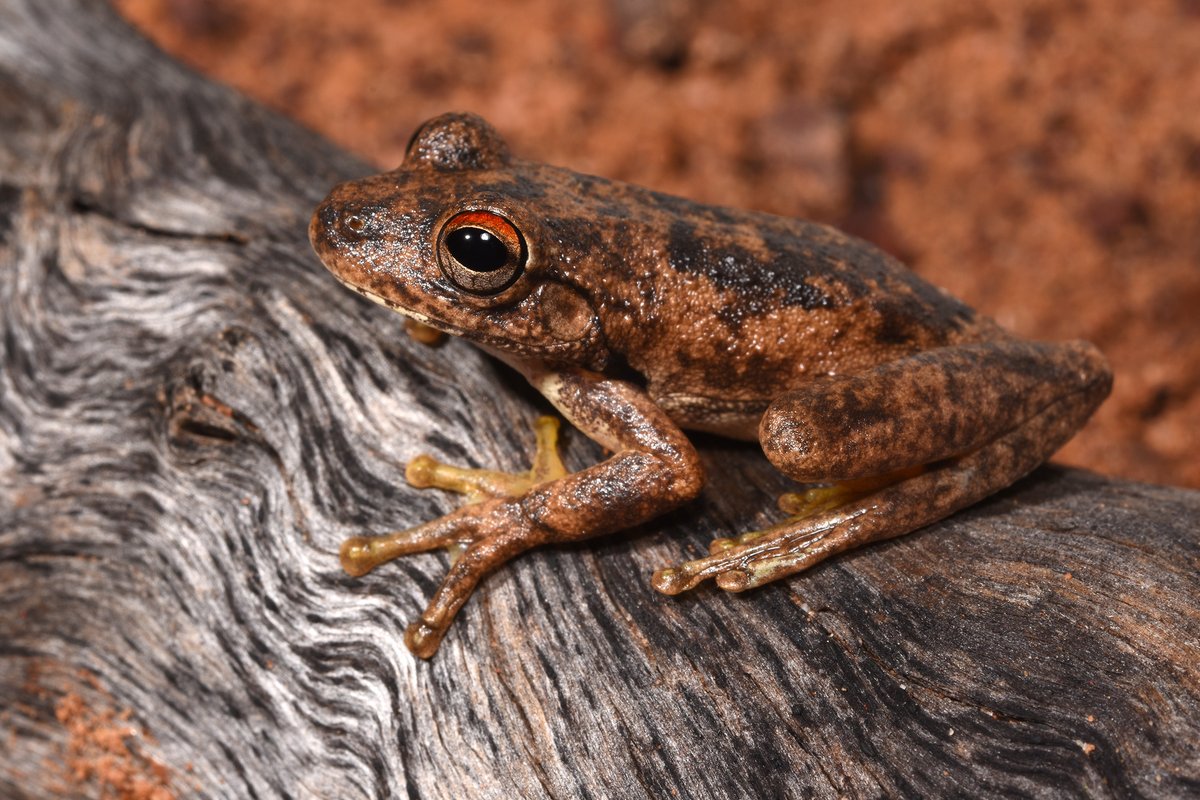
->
[338,415,567,657]
[652,467,922,594]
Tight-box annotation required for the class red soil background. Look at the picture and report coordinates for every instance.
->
[113,0,1200,488]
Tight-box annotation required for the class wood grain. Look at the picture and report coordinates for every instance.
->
[1,2,1198,797]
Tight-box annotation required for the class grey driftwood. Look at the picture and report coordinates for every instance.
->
[1,2,1198,798]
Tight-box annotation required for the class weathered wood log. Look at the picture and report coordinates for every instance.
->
[1,2,1198,798]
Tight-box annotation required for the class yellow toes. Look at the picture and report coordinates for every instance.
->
[404,454,441,489]
[403,415,568,502]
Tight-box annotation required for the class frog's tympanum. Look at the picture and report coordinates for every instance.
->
[310,113,1111,658]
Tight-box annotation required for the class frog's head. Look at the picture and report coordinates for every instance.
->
[309,112,605,369]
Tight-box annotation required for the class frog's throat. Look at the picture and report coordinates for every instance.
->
[334,276,437,327]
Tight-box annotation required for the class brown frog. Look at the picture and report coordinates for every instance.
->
[309,112,1111,659]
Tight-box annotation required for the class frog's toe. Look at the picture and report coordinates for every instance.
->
[401,524,529,658]
[776,485,857,518]
[651,520,829,595]
[338,507,477,577]
[404,454,530,502]
[405,415,566,502]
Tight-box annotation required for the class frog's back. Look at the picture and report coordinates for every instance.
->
[531,167,998,425]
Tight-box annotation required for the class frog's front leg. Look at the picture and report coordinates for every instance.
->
[653,340,1111,595]
[340,367,704,658]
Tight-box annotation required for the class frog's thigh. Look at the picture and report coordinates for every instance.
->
[760,340,1110,482]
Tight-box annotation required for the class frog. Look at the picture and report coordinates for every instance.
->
[309,112,1112,659]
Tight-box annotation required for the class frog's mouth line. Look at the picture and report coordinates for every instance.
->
[332,276,496,346]
[332,274,594,359]
[334,276,438,327]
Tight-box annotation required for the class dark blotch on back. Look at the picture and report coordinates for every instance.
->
[663,210,981,348]
[763,222,977,344]
[667,220,836,312]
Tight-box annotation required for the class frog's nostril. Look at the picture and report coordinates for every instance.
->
[333,210,370,243]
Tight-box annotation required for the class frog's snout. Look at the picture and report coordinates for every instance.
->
[308,198,341,255]
[309,197,369,275]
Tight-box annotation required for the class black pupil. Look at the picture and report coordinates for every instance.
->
[446,227,509,272]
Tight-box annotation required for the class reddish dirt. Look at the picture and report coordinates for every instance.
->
[114,0,1200,488]
[54,693,174,800]
[15,662,175,799]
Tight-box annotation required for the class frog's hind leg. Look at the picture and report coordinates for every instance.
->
[653,340,1111,595]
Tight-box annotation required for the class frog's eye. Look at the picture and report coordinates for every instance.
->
[438,211,526,294]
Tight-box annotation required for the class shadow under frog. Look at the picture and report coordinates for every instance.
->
[309,112,1111,659]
